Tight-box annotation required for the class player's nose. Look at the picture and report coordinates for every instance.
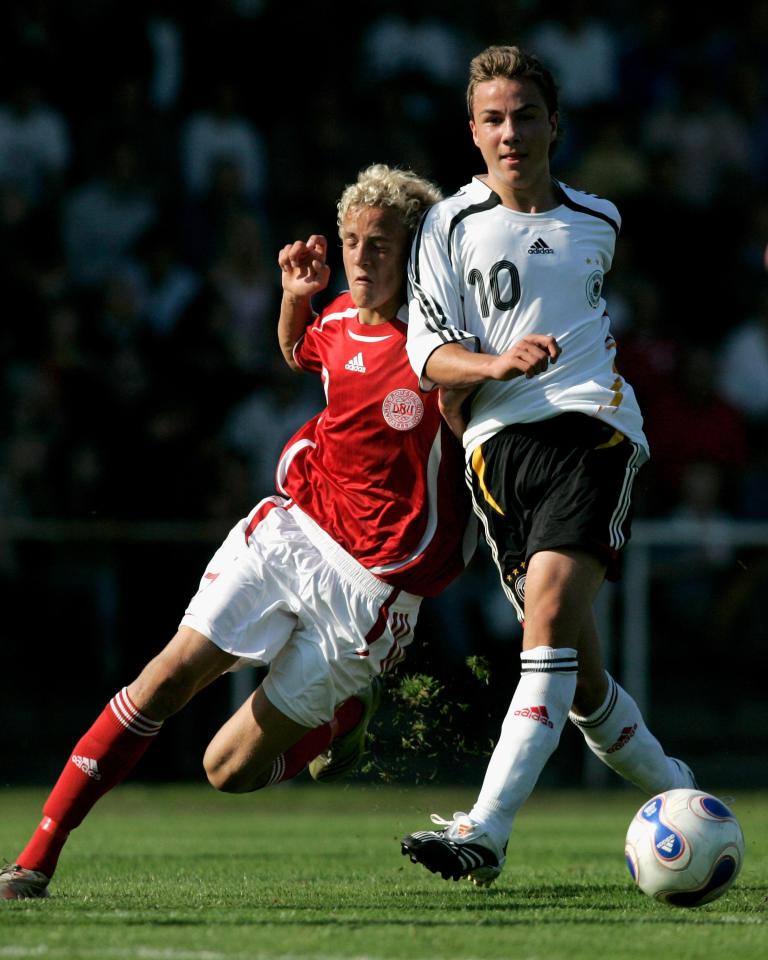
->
[353,242,371,265]
[501,118,520,142]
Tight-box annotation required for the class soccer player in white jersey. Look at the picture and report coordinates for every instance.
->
[1,164,475,900]
[400,45,696,886]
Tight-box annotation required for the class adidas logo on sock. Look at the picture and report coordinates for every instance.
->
[528,237,555,255]
[71,755,102,780]
[344,352,366,372]
[607,723,637,754]
[513,705,554,728]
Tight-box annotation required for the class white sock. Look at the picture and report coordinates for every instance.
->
[468,646,577,849]
[570,673,691,794]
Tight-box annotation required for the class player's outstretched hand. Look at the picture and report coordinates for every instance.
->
[278,235,331,296]
[491,334,560,381]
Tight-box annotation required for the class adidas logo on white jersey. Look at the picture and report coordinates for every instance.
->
[528,237,555,255]
[344,351,366,372]
[71,754,102,780]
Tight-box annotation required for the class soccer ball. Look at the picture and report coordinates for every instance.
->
[624,788,744,907]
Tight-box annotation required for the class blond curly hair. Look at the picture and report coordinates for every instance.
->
[337,164,443,236]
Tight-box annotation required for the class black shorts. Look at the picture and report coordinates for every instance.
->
[468,413,646,620]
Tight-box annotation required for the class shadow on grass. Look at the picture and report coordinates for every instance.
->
[5,881,763,929]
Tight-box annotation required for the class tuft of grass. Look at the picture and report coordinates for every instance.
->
[365,664,495,784]
[465,655,492,686]
[0,784,766,960]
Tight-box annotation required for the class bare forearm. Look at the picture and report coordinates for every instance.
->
[277,293,315,371]
[426,345,501,388]
[425,336,561,388]
[276,234,329,370]
[438,385,475,439]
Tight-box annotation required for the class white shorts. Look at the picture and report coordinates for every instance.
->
[180,496,421,727]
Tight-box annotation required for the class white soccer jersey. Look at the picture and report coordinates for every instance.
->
[407,176,649,458]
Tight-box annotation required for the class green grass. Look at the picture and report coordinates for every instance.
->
[0,783,766,960]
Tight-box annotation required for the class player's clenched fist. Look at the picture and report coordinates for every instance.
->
[278,234,331,296]
[491,334,560,381]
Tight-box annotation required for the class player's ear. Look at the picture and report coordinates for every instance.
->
[549,112,559,144]
[469,118,479,148]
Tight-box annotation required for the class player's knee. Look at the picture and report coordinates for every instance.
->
[207,767,267,793]
[526,593,568,637]
[206,766,250,793]
[203,746,267,794]
[204,754,245,792]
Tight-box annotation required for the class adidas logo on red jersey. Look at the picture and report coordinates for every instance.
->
[344,351,366,372]
[513,705,554,728]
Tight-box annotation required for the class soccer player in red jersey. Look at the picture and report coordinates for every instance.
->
[1,164,476,900]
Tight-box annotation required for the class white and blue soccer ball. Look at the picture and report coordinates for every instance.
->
[624,788,744,907]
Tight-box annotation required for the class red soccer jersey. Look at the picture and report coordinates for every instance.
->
[276,292,475,597]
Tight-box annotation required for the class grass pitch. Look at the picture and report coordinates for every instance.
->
[0,783,766,960]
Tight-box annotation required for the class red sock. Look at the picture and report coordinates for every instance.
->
[331,695,364,739]
[17,688,162,877]
[267,695,364,785]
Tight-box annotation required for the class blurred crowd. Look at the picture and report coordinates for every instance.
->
[3,0,768,533]
[2,0,768,782]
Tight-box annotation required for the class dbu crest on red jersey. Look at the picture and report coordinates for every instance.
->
[382,389,424,431]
